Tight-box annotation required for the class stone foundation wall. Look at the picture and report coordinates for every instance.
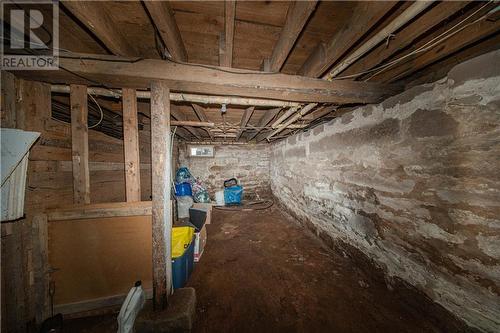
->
[270,51,500,332]
[178,143,271,200]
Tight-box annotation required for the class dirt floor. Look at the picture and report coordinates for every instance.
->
[65,205,474,333]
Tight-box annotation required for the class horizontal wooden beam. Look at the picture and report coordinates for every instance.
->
[23,53,401,104]
[46,201,153,221]
[191,104,215,139]
[171,121,214,127]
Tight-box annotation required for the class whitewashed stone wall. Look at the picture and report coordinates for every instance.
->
[270,51,500,332]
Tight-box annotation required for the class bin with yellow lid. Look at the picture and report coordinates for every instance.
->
[171,226,195,289]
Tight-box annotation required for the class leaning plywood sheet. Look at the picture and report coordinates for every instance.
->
[1,128,40,221]
[48,215,153,313]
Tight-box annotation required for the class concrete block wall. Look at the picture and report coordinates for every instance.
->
[270,51,500,332]
[178,143,271,200]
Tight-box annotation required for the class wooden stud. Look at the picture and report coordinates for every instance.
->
[122,88,141,202]
[268,1,317,72]
[70,84,90,204]
[220,0,235,67]
[1,71,17,128]
[32,214,50,324]
[150,80,172,310]
[143,1,187,61]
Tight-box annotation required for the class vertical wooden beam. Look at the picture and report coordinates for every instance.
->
[143,1,187,61]
[70,84,90,204]
[269,1,317,72]
[150,81,172,310]
[220,0,235,67]
[1,71,17,128]
[32,214,50,324]
[122,88,141,202]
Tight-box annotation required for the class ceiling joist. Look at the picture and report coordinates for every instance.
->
[268,1,318,72]
[298,1,398,78]
[144,1,187,61]
[220,0,236,67]
[62,1,134,56]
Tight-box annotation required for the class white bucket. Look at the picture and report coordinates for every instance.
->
[215,190,225,206]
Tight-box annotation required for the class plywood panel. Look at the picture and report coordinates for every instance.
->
[48,216,153,305]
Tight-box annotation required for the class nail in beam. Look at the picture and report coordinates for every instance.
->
[150,81,172,310]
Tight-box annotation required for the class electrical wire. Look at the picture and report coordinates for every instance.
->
[329,1,493,81]
[87,93,104,129]
[364,2,493,81]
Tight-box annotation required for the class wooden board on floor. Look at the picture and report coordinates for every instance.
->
[48,215,153,306]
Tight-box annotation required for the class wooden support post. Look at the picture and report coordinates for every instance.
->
[32,214,50,324]
[70,84,90,204]
[150,81,172,310]
[122,88,141,202]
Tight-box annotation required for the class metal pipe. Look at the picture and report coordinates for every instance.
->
[266,103,317,140]
[50,85,300,107]
[323,1,434,80]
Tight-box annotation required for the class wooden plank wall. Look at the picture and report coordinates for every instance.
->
[1,72,153,330]
[49,216,153,308]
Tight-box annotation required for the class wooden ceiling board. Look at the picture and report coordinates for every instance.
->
[233,20,281,70]
[281,1,358,74]
[97,1,159,58]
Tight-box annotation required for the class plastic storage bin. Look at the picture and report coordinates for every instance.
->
[172,234,195,289]
[224,185,243,205]
[175,182,192,196]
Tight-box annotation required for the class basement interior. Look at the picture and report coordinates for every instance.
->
[1,1,499,332]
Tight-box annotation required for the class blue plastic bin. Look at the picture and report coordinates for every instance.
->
[172,236,195,289]
[175,182,192,196]
[224,185,243,205]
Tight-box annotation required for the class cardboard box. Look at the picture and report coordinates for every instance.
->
[194,225,207,262]
[192,203,213,225]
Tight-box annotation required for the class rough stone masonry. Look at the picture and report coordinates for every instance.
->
[270,50,500,332]
[178,143,271,200]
